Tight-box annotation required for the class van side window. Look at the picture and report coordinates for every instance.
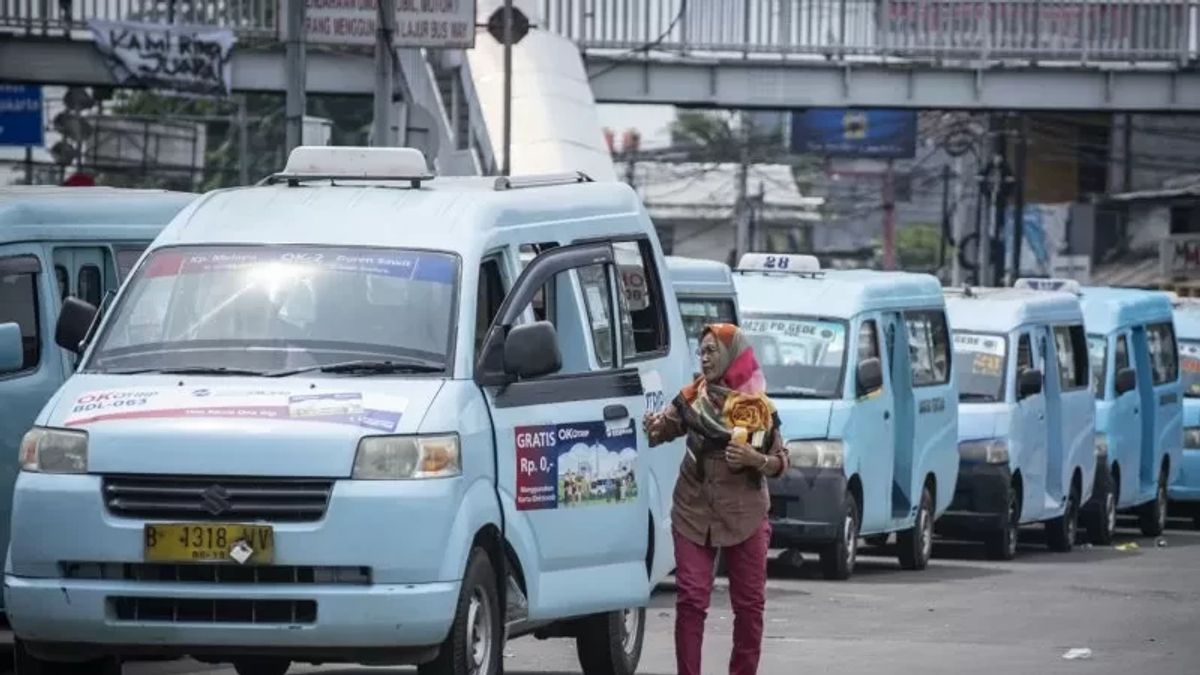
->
[518,242,558,323]
[115,247,147,282]
[858,320,880,362]
[1053,325,1089,390]
[1017,334,1034,372]
[1115,335,1130,370]
[54,265,69,301]
[1147,322,1179,385]
[905,310,951,386]
[78,264,102,307]
[577,264,618,368]
[0,256,42,372]
[613,240,669,358]
[475,259,506,358]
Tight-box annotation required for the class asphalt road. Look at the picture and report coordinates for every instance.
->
[43,517,1200,675]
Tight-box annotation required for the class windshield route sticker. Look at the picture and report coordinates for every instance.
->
[62,387,406,432]
[515,420,638,511]
[142,248,456,285]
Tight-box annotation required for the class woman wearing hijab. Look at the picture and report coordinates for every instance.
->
[644,323,788,675]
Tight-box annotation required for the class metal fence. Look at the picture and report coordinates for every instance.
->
[540,0,1200,62]
[0,0,276,38]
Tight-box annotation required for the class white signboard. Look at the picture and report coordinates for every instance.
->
[1161,235,1200,279]
[1050,254,1091,285]
[88,20,235,97]
[280,0,477,48]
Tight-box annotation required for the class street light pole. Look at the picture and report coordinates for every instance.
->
[373,0,397,147]
[501,0,513,176]
[284,0,306,152]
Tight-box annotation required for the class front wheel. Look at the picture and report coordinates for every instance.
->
[233,658,290,675]
[419,548,502,675]
[14,641,120,675]
[1138,466,1169,537]
[897,485,934,571]
[1046,489,1080,552]
[1085,470,1117,546]
[575,607,645,675]
[819,490,859,580]
[984,484,1019,561]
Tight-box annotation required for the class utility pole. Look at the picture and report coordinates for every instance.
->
[882,159,896,270]
[992,118,1010,287]
[939,163,951,279]
[372,0,397,147]
[1010,114,1028,285]
[237,95,250,185]
[950,155,965,286]
[734,119,751,260]
[501,0,514,175]
[284,0,306,152]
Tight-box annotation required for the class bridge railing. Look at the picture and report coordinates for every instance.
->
[540,0,1199,63]
[0,0,277,38]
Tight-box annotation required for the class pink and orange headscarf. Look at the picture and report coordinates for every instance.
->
[677,324,775,444]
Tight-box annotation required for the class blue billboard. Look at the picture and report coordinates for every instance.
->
[0,84,44,147]
[790,109,916,159]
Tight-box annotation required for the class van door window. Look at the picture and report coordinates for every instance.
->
[1146,322,1179,385]
[0,256,42,373]
[1087,335,1107,398]
[77,264,103,307]
[1053,325,1089,390]
[577,264,619,368]
[904,310,951,386]
[519,243,558,323]
[475,259,507,358]
[1115,335,1130,371]
[858,320,880,361]
[54,265,68,301]
[613,240,669,358]
[115,246,147,282]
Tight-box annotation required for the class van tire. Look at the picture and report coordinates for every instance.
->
[575,607,645,675]
[1046,488,1080,552]
[819,491,859,580]
[14,641,120,675]
[984,484,1020,561]
[1138,465,1169,537]
[897,485,934,571]
[419,548,502,675]
[233,658,290,675]
[1086,469,1117,546]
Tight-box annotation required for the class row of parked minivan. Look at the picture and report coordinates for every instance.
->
[668,254,1197,580]
[0,150,1195,675]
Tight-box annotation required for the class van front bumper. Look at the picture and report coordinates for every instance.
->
[4,575,457,662]
[1168,449,1200,502]
[936,462,1012,535]
[767,468,846,546]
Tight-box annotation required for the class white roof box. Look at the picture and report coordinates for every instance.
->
[276,147,434,185]
[1014,277,1082,295]
[737,253,820,274]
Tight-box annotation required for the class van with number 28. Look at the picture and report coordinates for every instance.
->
[732,253,959,580]
[4,148,694,675]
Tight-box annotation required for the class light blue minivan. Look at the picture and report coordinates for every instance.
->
[1168,297,1200,528]
[734,253,959,580]
[4,149,693,675]
[1076,284,1183,540]
[940,286,1096,558]
[664,256,739,372]
[0,186,194,625]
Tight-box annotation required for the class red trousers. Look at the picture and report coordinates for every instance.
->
[673,520,771,675]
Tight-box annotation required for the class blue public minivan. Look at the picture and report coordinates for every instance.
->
[0,186,194,624]
[664,256,739,372]
[734,253,959,580]
[4,148,694,675]
[1076,284,1183,540]
[1169,297,1200,528]
[940,286,1096,558]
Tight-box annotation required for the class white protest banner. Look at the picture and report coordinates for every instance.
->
[280,0,477,48]
[88,20,236,97]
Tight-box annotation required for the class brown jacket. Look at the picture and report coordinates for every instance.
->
[648,402,789,548]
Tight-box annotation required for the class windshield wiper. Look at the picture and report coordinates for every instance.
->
[771,390,829,400]
[267,359,444,377]
[99,366,267,376]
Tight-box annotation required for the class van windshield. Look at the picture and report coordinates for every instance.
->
[953,332,1006,402]
[86,246,458,375]
[1087,335,1107,399]
[741,314,845,399]
[1181,340,1200,397]
[679,298,737,364]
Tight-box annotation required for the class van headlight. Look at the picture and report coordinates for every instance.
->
[786,440,844,469]
[352,434,461,479]
[1184,427,1200,450]
[1095,433,1109,457]
[959,438,1009,464]
[19,427,88,474]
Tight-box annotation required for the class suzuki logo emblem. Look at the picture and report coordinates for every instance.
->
[201,485,231,516]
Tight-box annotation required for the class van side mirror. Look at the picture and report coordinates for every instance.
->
[56,296,98,355]
[857,357,883,396]
[503,321,562,380]
[0,322,23,373]
[1115,367,1137,396]
[1018,369,1043,399]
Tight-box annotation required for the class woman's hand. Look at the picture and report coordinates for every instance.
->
[643,411,663,445]
[724,441,765,470]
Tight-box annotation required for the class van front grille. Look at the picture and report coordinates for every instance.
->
[64,562,369,585]
[102,475,334,522]
[112,596,317,624]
